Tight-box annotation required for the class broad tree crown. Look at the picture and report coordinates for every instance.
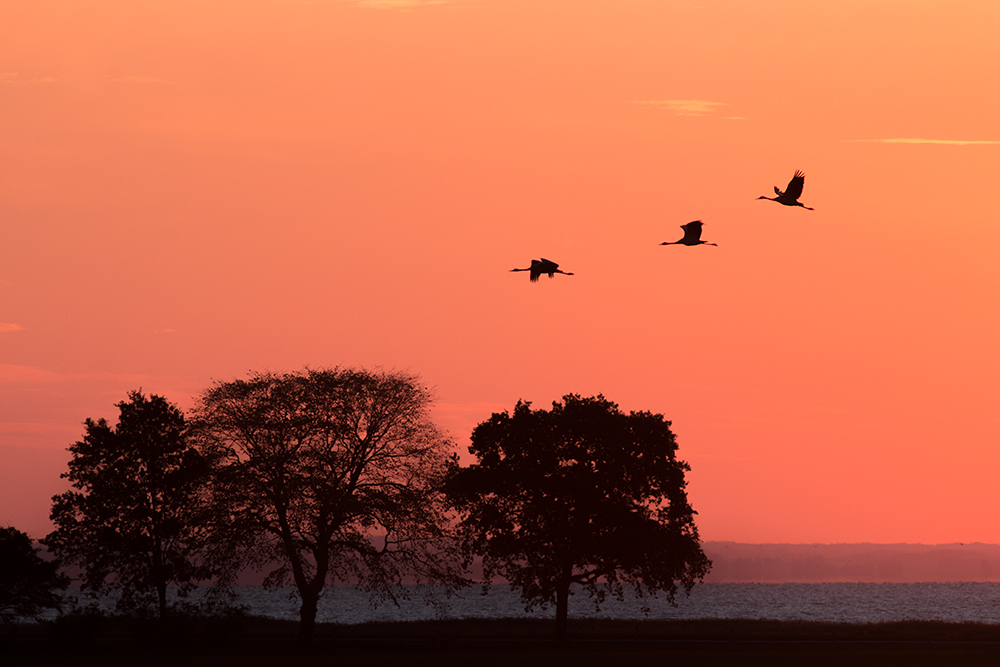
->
[446,394,711,637]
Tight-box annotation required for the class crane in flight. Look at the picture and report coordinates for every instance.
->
[660,220,717,247]
[510,258,574,282]
[758,170,814,210]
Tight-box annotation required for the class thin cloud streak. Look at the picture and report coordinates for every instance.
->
[0,363,203,407]
[844,138,1000,145]
[0,73,60,84]
[0,323,25,333]
[113,75,173,84]
[0,363,61,384]
[636,99,728,116]
[355,0,460,7]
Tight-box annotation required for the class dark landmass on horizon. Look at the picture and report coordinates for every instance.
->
[216,542,1000,586]
[702,542,1000,583]
[44,540,1000,585]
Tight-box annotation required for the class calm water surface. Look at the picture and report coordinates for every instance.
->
[227,582,1000,625]
[57,583,1000,625]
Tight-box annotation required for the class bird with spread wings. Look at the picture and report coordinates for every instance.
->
[660,220,718,247]
[758,170,814,210]
[510,258,574,282]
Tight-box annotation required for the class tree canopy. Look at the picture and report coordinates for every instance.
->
[191,367,464,641]
[445,394,711,638]
[0,526,68,623]
[45,391,218,618]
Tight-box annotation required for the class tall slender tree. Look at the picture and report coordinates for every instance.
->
[445,394,711,639]
[191,367,464,641]
[45,391,217,618]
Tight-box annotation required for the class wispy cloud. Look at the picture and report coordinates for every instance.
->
[0,323,24,333]
[0,73,57,84]
[636,99,728,117]
[3,73,74,84]
[355,0,459,7]
[0,363,204,412]
[843,138,1000,145]
[0,364,202,457]
[3,73,172,85]
[113,75,172,84]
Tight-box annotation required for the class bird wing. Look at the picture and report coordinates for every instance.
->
[784,170,805,200]
[539,258,559,270]
[528,259,546,281]
[680,221,703,243]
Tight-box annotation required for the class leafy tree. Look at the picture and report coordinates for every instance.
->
[0,526,69,623]
[445,394,711,638]
[191,367,464,641]
[45,391,217,618]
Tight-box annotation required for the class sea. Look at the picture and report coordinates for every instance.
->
[59,582,1000,625]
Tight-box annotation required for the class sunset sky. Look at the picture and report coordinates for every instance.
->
[2,0,998,545]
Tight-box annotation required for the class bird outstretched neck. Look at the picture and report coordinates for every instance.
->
[661,220,717,247]
[759,170,814,210]
[758,195,814,210]
[511,258,574,282]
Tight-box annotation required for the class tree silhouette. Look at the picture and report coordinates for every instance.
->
[191,368,464,642]
[0,526,69,622]
[445,394,711,639]
[45,391,217,619]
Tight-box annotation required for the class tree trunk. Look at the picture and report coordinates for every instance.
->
[554,579,570,641]
[298,590,319,643]
[157,580,168,620]
[152,539,167,620]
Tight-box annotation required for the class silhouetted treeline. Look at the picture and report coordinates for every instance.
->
[32,369,709,641]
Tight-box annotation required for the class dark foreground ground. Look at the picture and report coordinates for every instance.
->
[6,617,1000,666]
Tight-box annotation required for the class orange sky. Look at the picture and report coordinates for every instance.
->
[2,0,999,544]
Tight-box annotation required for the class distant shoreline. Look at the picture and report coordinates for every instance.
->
[701,542,1000,583]
[44,540,1000,585]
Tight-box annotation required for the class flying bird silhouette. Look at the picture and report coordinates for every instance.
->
[660,220,717,247]
[510,258,574,282]
[758,170,814,210]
